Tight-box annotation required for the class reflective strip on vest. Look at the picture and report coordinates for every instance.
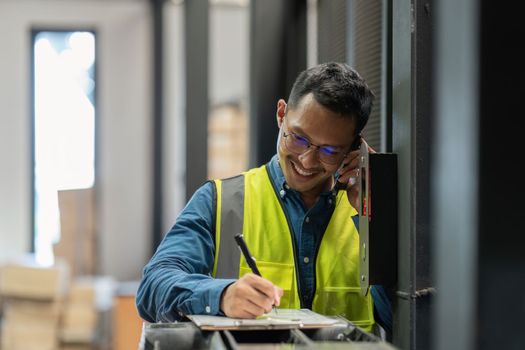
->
[214,175,244,279]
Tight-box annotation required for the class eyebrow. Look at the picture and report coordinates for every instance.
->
[289,125,347,149]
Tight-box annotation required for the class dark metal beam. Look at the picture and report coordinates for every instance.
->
[185,0,209,200]
[476,1,525,349]
[249,0,307,167]
[391,0,414,347]
[392,0,434,348]
[412,1,434,349]
[151,0,165,253]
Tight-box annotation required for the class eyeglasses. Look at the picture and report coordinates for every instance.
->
[281,130,347,165]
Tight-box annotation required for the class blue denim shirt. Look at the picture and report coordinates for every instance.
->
[136,155,391,330]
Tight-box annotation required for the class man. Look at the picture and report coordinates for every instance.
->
[136,62,391,334]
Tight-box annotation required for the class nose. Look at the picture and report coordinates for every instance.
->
[298,146,320,168]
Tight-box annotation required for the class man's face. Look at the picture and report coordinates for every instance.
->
[276,94,357,196]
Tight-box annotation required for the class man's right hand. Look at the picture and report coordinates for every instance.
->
[220,273,283,318]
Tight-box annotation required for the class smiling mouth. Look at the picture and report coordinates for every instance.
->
[290,161,317,177]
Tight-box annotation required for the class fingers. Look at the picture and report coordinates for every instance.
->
[341,150,360,170]
[242,299,269,318]
[247,274,283,311]
[246,274,277,299]
[339,159,360,209]
[336,137,376,187]
[274,286,283,306]
[336,163,359,189]
[220,274,282,318]
[333,137,375,209]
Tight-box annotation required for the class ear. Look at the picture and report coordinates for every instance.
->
[276,99,287,128]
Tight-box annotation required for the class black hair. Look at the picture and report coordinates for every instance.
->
[287,62,374,135]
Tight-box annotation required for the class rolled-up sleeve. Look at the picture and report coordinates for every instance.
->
[136,182,236,322]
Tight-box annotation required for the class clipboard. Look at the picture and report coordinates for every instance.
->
[186,309,340,330]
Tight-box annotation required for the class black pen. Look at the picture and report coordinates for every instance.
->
[234,233,277,314]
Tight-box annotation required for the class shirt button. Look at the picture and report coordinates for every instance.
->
[279,189,286,197]
[303,257,310,264]
[305,216,310,223]
[205,306,211,313]
[284,184,290,190]
[328,199,333,205]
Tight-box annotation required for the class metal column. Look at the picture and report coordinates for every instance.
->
[151,0,165,251]
[185,0,209,200]
[249,0,307,167]
[392,0,434,348]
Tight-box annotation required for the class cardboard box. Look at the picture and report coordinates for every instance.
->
[1,318,58,350]
[59,279,98,344]
[54,188,97,278]
[208,103,249,179]
[68,282,96,305]
[3,299,61,325]
[0,257,69,301]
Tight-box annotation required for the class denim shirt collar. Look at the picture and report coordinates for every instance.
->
[267,155,337,199]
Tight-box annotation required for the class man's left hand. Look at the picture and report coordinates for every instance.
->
[335,139,376,210]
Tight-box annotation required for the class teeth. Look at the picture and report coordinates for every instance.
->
[292,162,314,176]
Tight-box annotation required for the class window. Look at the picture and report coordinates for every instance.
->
[32,30,96,265]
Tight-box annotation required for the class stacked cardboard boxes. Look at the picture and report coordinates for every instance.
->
[54,188,100,349]
[60,280,98,347]
[0,257,69,350]
[208,103,249,180]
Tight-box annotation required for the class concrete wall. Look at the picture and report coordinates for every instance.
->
[0,0,152,281]
[209,3,249,107]
[0,0,249,278]
[162,2,186,234]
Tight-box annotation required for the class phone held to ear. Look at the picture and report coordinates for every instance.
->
[333,134,362,191]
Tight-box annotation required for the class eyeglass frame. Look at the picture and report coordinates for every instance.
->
[280,125,351,165]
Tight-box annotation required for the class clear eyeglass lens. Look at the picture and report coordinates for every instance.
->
[318,150,340,164]
[286,134,308,153]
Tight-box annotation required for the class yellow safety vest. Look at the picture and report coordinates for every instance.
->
[212,164,375,332]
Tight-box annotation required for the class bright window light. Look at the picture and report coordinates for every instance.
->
[33,31,96,266]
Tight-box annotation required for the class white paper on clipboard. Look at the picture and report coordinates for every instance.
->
[186,308,340,330]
